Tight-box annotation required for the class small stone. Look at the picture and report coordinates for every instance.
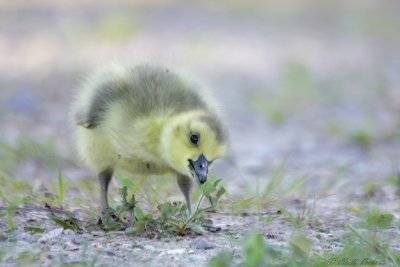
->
[92,242,104,249]
[0,233,7,241]
[132,248,142,253]
[81,233,93,239]
[121,243,133,250]
[63,258,84,265]
[143,245,156,251]
[50,245,63,253]
[64,241,80,252]
[38,228,64,243]
[203,225,222,233]
[265,233,276,239]
[104,249,116,256]
[190,239,216,250]
[167,248,186,255]
[63,229,75,236]
[17,232,36,243]
[72,237,83,245]
[91,231,104,237]
[31,234,42,242]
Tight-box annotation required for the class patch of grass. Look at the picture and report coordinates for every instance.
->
[209,207,400,267]
[101,178,227,237]
[325,121,342,136]
[283,62,318,93]
[281,199,317,228]
[209,232,325,267]
[0,196,30,230]
[0,170,32,199]
[0,241,42,265]
[0,136,60,171]
[351,129,372,147]
[333,209,399,266]
[0,171,32,230]
[228,157,307,218]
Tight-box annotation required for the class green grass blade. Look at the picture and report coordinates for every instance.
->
[58,170,64,203]
[264,156,288,196]
[281,175,306,197]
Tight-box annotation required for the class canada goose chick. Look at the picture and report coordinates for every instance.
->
[71,64,227,215]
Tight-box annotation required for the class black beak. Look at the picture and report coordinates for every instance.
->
[189,154,209,184]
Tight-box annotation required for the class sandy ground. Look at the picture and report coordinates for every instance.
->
[0,1,399,266]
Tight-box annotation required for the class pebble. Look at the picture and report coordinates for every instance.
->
[63,229,75,236]
[121,243,134,250]
[190,239,216,250]
[143,245,157,251]
[31,234,42,242]
[81,233,93,239]
[49,245,63,253]
[38,228,64,244]
[132,248,142,253]
[167,248,186,255]
[64,241,80,252]
[72,237,83,245]
[17,232,36,243]
[104,249,116,256]
[92,231,104,237]
[0,233,7,241]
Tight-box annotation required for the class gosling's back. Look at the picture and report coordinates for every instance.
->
[73,65,216,129]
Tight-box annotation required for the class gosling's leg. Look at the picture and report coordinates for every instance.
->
[177,174,193,215]
[98,168,113,213]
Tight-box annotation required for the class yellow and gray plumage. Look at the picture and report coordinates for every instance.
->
[71,64,227,214]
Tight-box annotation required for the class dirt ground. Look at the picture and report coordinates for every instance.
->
[0,1,399,266]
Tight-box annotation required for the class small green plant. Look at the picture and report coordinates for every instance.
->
[160,178,226,235]
[205,179,226,210]
[209,251,234,267]
[45,203,81,231]
[23,226,45,234]
[100,178,227,237]
[351,129,372,147]
[48,211,81,231]
[0,136,61,171]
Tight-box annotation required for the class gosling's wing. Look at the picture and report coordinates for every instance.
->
[72,88,105,129]
[74,109,92,129]
[72,65,129,129]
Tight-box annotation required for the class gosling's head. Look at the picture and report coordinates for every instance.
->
[160,111,227,184]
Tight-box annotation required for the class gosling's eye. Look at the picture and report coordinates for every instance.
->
[190,134,199,145]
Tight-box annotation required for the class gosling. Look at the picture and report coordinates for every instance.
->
[71,64,227,216]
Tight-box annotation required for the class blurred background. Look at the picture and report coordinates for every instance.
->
[0,0,399,212]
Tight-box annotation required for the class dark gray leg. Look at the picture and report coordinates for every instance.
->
[177,174,193,215]
[98,168,113,212]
